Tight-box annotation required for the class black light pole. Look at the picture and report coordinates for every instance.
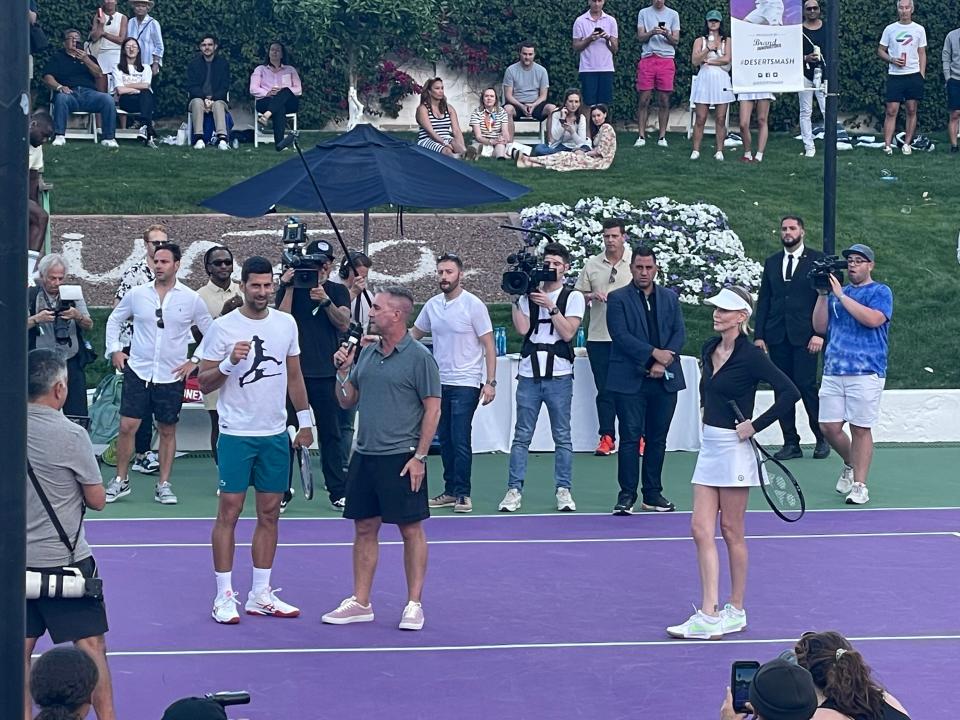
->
[821,0,840,255]
[0,1,31,717]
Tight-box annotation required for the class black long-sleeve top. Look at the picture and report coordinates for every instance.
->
[700,334,801,432]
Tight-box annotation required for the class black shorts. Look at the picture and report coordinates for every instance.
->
[885,72,924,103]
[508,99,552,121]
[948,79,960,112]
[120,365,185,425]
[26,556,109,644]
[343,452,430,525]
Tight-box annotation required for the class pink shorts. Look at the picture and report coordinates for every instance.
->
[635,54,676,92]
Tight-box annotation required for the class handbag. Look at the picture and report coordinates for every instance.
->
[29,23,49,53]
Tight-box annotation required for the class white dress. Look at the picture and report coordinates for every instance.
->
[691,38,735,105]
[93,11,126,88]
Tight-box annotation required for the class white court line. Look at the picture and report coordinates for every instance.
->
[85,506,960,522]
[87,633,960,658]
[89,530,957,549]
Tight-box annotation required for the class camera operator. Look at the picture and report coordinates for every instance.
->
[499,241,585,513]
[276,240,351,510]
[27,254,94,418]
[812,244,893,506]
[719,659,818,720]
[25,348,117,720]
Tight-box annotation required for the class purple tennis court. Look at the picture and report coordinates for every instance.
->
[56,510,959,718]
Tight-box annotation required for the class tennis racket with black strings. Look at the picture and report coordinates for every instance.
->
[728,401,806,522]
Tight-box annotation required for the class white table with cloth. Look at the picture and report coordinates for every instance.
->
[470,354,702,453]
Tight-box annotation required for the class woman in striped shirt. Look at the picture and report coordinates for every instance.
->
[468,87,511,159]
[416,77,468,158]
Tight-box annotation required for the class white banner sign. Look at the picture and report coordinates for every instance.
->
[730,0,804,93]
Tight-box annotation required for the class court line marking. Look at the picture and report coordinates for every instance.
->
[89,530,957,549]
[88,634,960,658]
[85,506,960,522]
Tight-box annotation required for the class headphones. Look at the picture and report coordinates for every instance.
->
[339,250,369,279]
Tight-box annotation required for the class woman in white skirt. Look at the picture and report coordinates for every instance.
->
[88,0,127,87]
[690,10,736,161]
[666,287,799,640]
[738,92,775,162]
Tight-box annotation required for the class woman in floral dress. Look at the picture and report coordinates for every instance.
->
[517,104,616,172]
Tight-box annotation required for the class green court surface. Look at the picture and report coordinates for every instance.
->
[94,445,959,519]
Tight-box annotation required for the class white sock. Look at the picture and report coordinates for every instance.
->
[743,151,753,160]
[216,571,233,597]
[252,567,271,595]
[755,152,764,162]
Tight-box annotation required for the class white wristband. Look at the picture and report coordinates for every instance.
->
[296,409,314,428]
[218,357,236,375]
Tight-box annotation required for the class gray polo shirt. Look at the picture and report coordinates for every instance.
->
[26,404,102,567]
[944,28,960,81]
[349,333,441,454]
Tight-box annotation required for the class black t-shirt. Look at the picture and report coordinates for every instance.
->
[43,50,99,90]
[276,281,350,378]
[802,24,827,80]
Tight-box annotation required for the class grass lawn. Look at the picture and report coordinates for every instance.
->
[51,130,959,390]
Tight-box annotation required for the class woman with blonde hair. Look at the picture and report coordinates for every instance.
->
[667,286,799,640]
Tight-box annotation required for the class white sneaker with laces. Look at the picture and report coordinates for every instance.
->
[720,603,747,634]
[901,144,912,155]
[193,139,205,150]
[218,139,230,151]
[498,488,522,512]
[689,150,700,160]
[132,451,159,475]
[154,482,178,505]
[101,139,119,149]
[52,135,66,147]
[845,482,869,505]
[212,590,240,624]
[882,145,893,156]
[399,601,424,630]
[804,146,816,158]
[633,136,646,147]
[105,477,130,503]
[656,137,668,148]
[754,152,764,163]
[714,151,724,161]
[666,606,724,639]
[835,464,854,495]
[556,487,576,512]
[245,587,300,617]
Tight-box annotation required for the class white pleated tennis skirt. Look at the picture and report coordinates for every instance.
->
[691,425,763,487]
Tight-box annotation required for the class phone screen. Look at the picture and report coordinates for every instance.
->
[731,661,760,713]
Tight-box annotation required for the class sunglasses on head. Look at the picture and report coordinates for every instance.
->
[437,252,461,263]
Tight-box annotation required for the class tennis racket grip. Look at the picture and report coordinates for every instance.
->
[727,400,746,423]
[287,425,298,446]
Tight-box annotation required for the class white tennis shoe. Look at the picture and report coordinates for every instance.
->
[212,590,240,624]
[835,464,854,495]
[666,607,724,640]
[245,587,300,617]
[720,603,747,634]
[845,482,870,505]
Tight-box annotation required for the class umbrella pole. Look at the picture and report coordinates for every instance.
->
[363,210,369,255]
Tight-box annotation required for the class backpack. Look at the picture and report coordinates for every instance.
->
[88,372,123,446]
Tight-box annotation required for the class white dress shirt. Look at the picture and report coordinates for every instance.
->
[106,280,212,384]
[781,243,805,281]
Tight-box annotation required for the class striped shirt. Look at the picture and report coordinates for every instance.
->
[469,107,507,141]
[417,106,453,145]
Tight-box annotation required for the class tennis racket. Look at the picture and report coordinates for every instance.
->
[728,401,805,522]
[287,426,314,501]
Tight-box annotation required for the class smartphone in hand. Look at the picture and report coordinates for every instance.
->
[731,661,761,714]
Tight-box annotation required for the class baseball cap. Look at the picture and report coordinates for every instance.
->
[841,243,875,262]
[704,287,752,315]
[705,9,723,20]
[748,659,818,720]
[306,239,335,260]
[161,698,228,720]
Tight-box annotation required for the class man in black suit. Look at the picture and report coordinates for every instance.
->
[606,246,687,514]
[754,215,830,460]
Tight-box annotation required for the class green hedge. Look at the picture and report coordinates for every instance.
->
[34,0,960,130]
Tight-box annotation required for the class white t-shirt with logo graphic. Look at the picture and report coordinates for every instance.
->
[517,286,585,378]
[202,308,300,435]
[880,21,927,75]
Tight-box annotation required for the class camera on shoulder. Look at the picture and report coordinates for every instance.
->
[500,225,558,295]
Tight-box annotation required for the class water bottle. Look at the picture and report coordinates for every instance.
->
[575,327,586,348]
[813,67,823,90]
[495,327,506,356]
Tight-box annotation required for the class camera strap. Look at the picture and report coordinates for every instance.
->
[521,286,574,379]
[27,460,83,564]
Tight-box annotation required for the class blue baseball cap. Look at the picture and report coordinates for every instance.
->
[705,9,723,20]
[842,243,875,262]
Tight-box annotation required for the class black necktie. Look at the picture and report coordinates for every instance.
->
[785,254,794,281]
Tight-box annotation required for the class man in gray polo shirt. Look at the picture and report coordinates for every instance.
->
[323,287,441,631]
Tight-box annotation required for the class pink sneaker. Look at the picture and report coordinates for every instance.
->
[399,601,424,631]
[322,596,374,625]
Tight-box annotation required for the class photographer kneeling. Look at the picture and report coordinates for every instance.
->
[25,349,116,720]
[27,254,94,418]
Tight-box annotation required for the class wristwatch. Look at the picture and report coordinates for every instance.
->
[548,306,560,316]
[318,298,332,308]
[485,379,498,388]
[413,453,428,463]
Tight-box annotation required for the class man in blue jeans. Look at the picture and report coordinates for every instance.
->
[499,243,585,513]
[42,29,117,148]
[412,253,496,514]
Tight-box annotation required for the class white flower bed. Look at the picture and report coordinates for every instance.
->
[518,196,762,304]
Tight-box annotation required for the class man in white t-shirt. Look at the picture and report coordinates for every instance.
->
[412,253,496,514]
[878,0,927,154]
[198,256,314,625]
[499,243,585,514]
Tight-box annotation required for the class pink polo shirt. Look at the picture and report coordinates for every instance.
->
[572,10,619,72]
[249,64,302,98]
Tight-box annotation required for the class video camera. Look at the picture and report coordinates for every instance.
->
[499,225,558,295]
[807,256,847,293]
[26,567,103,600]
[280,217,335,289]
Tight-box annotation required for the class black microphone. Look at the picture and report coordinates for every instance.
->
[276,131,300,152]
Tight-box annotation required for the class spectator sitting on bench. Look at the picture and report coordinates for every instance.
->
[43,28,119,148]
[250,41,302,146]
[113,37,157,147]
[187,33,232,150]
[502,41,557,133]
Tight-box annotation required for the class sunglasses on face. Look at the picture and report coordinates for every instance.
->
[209,259,232,267]
[155,308,164,328]
[804,5,820,10]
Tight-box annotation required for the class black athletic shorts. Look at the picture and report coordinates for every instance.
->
[26,556,109,644]
[885,72,924,103]
[343,452,430,525]
[120,365,185,425]
[507,99,552,121]
[947,79,960,112]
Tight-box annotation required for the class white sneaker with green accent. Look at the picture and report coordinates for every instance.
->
[154,482,178,505]
[835,464,854,495]
[556,487,576,512]
[666,607,724,639]
[720,603,747,634]
[845,482,869,505]
[498,488,522,512]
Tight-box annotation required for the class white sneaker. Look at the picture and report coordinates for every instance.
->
[137,125,148,140]
[882,145,893,156]
[835,464,854,495]
[714,151,724,161]
[231,138,240,149]
[754,152,764,163]
[322,596,374,624]
[657,137,668,148]
[633,136,646,147]
[556,487,576,512]
[845,482,870,505]
[720,603,747,634]
[154,482,178,505]
[245,587,300,617]
[901,143,912,155]
[666,607,724,639]
[132,451,160,475]
[498,488,522,512]
[212,590,240,624]
[803,146,816,158]
[101,139,119,149]
[105,477,130,503]
[218,139,230,151]
[193,139,205,150]
[399,601,424,630]
[689,150,700,160]
[52,135,66,147]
